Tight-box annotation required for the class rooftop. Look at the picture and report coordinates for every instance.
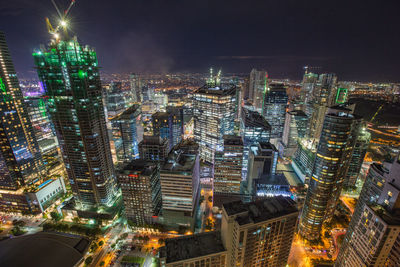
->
[140,135,168,146]
[259,142,277,151]
[194,84,237,96]
[223,135,243,146]
[118,159,157,176]
[288,109,307,117]
[223,196,298,225]
[111,104,141,121]
[160,231,226,264]
[256,173,289,186]
[0,232,90,267]
[242,107,271,130]
[162,150,197,172]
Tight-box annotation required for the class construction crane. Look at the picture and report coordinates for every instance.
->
[46,0,76,40]
[370,104,384,123]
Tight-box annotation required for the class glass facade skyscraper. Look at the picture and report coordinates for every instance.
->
[214,135,243,195]
[193,84,238,163]
[240,107,271,180]
[262,83,288,139]
[152,109,183,150]
[33,37,117,208]
[299,106,362,240]
[111,104,143,163]
[0,31,44,191]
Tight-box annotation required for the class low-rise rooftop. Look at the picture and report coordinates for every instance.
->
[160,231,226,264]
[0,232,90,267]
[223,196,298,225]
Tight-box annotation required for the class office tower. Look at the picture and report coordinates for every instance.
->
[152,110,183,149]
[141,85,154,102]
[111,104,143,163]
[33,37,118,208]
[240,107,271,180]
[0,31,44,191]
[291,138,317,184]
[280,110,308,157]
[193,84,237,163]
[130,73,142,103]
[221,196,298,267]
[301,71,318,115]
[106,81,125,117]
[308,73,337,139]
[248,69,268,112]
[160,140,200,229]
[117,159,162,225]
[262,83,288,140]
[246,142,278,194]
[214,135,243,195]
[343,125,370,187]
[139,135,169,162]
[299,106,362,240]
[24,96,60,159]
[159,231,227,267]
[0,32,67,215]
[336,156,400,266]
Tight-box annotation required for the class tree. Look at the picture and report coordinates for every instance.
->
[90,242,98,253]
[84,256,93,265]
[50,211,61,222]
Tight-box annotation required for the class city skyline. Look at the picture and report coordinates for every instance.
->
[1,1,400,267]
[0,0,400,82]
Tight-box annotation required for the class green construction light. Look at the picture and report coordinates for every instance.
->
[78,70,87,79]
[0,77,11,102]
[335,88,348,104]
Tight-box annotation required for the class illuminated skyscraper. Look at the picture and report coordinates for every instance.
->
[106,81,125,117]
[0,31,44,191]
[344,125,370,187]
[152,109,183,150]
[301,70,318,117]
[130,73,142,103]
[308,73,337,139]
[240,108,271,180]
[139,135,169,162]
[299,106,362,240]
[160,140,200,229]
[336,156,400,266]
[262,83,288,140]
[248,69,268,112]
[33,37,118,208]
[221,196,298,267]
[117,159,161,225]
[24,96,60,160]
[214,135,243,195]
[280,110,308,157]
[111,104,143,163]
[246,142,278,194]
[193,84,238,163]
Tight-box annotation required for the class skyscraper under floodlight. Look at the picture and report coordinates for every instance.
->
[33,36,118,208]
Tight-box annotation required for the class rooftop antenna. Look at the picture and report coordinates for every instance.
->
[46,0,76,42]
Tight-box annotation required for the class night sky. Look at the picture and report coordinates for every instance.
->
[1,0,399,81]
